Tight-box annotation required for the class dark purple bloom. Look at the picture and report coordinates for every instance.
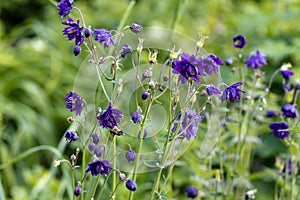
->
[73,45,81,56]
[84,28,91,38]
[74,186,82,197]
[233,34,247,49]
[120,44,132,58]
[96,102,123,129]
[245,50,267,69]
[129,23,142,34]
[57,0,73,18]
[132,112,141,124]
[283,84,292,92]
[221,82,245,103]
[125,149,136,162]
[65,91,83,116]
[281,104,298,118]
[206,85,221,96]
[269,122,290,139]
[266,110,276,118]
[281,70,294,81]
[93,29,116,48]
[126,179,137,191]
[62,18,84,46]
[141,91,149,100]
[198,54,223,76]
[85,159,112,176]
[91,133,100,144]
[94,146,103,157]
[185,186,198,198]
[65,131,78,143]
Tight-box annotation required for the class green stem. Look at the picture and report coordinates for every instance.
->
[91,175,101,199]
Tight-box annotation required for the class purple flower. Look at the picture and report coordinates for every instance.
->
[88,143,95,152]
[120,44,132,58]
[269,122,290,139]
[57,0,74,18]
[125,149,136,162]
[266,110,276,118]
[65,91,83,116]
[132,112,141,124]
[283,84,292,92]
[97,102,123,129]
[129,23,142,34]
[245,50,267,69]
[281,104,298,119]
[62,18,84,46]
[94,146,103,157]
[185,186,198,198]
[93,29,116,48]
[73,45,81,56]
[65,131,78,143]
[85,159,112,176]
[198,54,223,76]
[84,28,91,38]
[173,53,205,84]
[233,34,247,49]
[141,91,149,100]
[221,82,245,103]
[126,179,137,191]
[281,70,294,81]
[206,85,221,96]
[91,133,100,144]
[74,186,82,197]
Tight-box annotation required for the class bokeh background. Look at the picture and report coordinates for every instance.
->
[1,0,300,199]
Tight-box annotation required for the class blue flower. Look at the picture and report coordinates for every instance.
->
[85,159,112,176]
[245,50,267,69]
[198,54,223,76]
[97,102,123,129]
[57,0,74,18]
[65,131,78,143]
[132,111,141,124]
[269,122,290,139]
[281,70,294,81]
[62,18,84,46]
[74,186,82,197]
[129,23,142,34]
[120,44,132,58]
[65,91,83,116]
[221,82,245,103]
[233,34,247,49]
[93,29,116,48]
[206,85,221,96]
[281,104,298,119]
[266,110,276,118]
[185,186,198,198]
[126,179,137,191]
[125,149,136,163]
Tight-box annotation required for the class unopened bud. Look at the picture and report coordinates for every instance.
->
[149,81,155,90]
[119,173,127,181]
[67,117,74,123]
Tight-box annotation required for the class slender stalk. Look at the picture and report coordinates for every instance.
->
[91,175,101,199]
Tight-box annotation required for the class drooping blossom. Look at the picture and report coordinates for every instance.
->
[245,50,267,69]
[93,29,116,48]
[64,91,83,116]
[221,82,245,103]
[125,149,136,163]
[57,0,74,18]
[62,18,84,46]
[64,131,78,143]
[206,85,221,96]
[126,179,137,191]
[120,44,133,58]
[281,104,298,119]
[269,122,290,139]
[96,102,123,129]
[85,159,112,176]
[129,23,142,34]
[281,70,294,81]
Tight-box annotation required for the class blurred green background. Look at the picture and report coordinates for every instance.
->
[1,0,299,199]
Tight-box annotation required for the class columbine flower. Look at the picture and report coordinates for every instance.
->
[185,186,198,198]
[266,110,276,118]
[269,122,290,139]
[233,34,247,49]
[245,50,267,69]
[93,29,116,48]
[141,91,149,100]
[172,53,205,84]
[206,85,221,96]
[96,102,123,130]
[125,149,136,163]
[221,82,245,103]
[62,18,84,46]
[65,131,78,143]
[281,104,298,119]
[132,111,141,124]
[198,54,223,76]
[65,91,83,116]
[74,186,82,197]
[85,159,112,176]
[57,0,74,18]
[126,179,137,191]
[129,23,142,34]
[281,70,294,81]
[120,44,133,58]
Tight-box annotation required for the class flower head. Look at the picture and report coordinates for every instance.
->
[93,29,116,48]
[269,122,290,139]
[185,186,198,198]
[97,102,123,129]
[57,0,74,18]
[65,91,83,116]
[198,54,223,76]
[221,82,245,103]
[206,85,221,96]
[281,70,294,81]
[120,44,133,58]
[245,50,267,69]
[65,131,78,143]
[85,159,112,176]
[233,34,247,48]
[129,23,142,34]
[132,111,141,124]
[125,149,136,163]
[62,18,84,46]
[266,110,276,118]
[281,104,298,119]
[126,179,137,191]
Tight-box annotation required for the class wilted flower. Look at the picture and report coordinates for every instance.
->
[65,91,83,116]
[233,34,247,49]
[245,50,267,69]
[269,122,290,139]
[120,44,132,58]
[281,70,294,81]
[129,23,142,34]
[85,159,112,176]
[206,85,221,96]
[185,186,198,198]
[125,149,136,162]
[126,179,137,191]
[221,82,245,103]
[96,102,123,129]
[57,0,74,18]
[281,104,298,119]
[65,131,78,143]
[93,29,116,48]
[62,18,84,46]
[74,186,82,197]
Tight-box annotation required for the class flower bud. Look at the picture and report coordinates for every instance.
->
[74,186,82,197]
[91,133,100,144]
[125,149,136,162]
[149,81,155,90]
[119,173,126,181]
[141,91,149,100]
[132,112,141,124]
[130,23,142,34]
[126,179,137,191]
[94,146,103,157]
[73,45,81,56]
